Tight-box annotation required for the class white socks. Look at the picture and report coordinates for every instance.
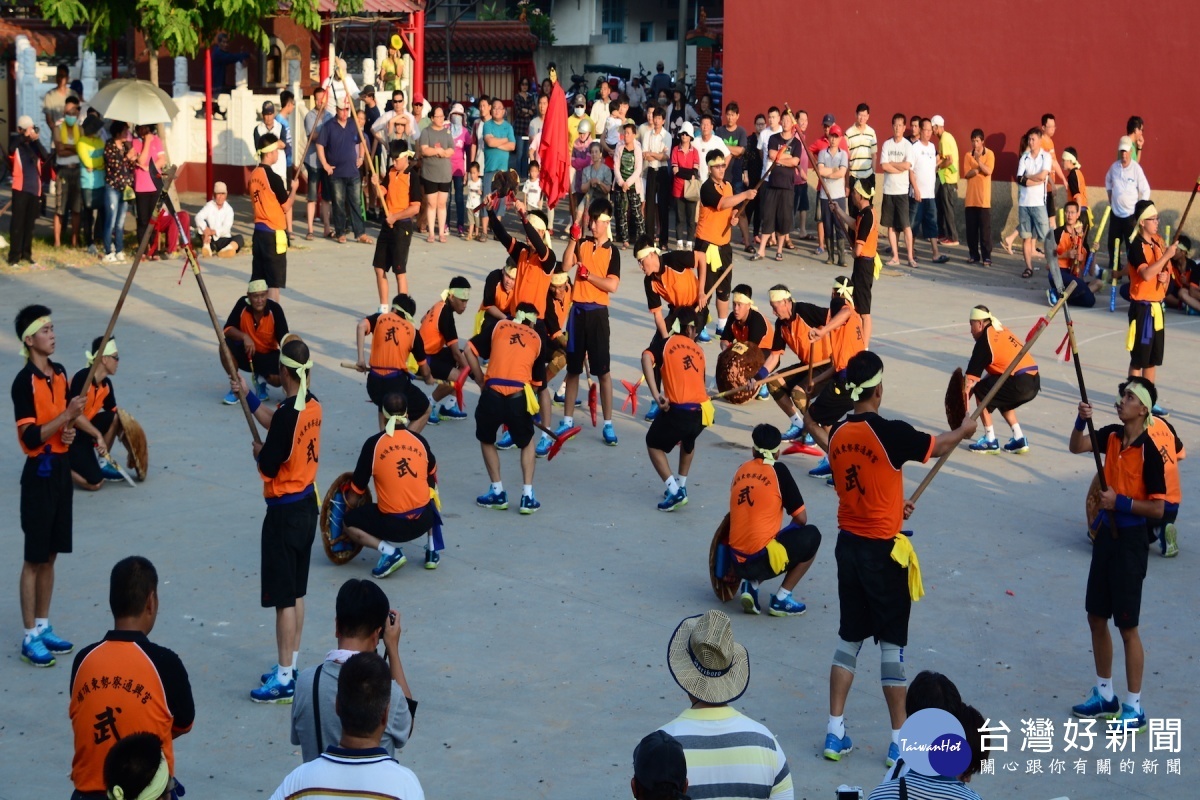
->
[379,542,397,556]
[1011,423,1024,440]
[718,316,728,331]
[522,484,534,498]
[1097,676,1115,701]
[491,482,503,495]
[892,728,902,745]
[1126,691,1141,713]
[791,413,804,427]
[277,665,294,685]
[665,476,679,495]
[678,476,687,488]
[563,416,574,427]
[984,425,996,441]
[23,627,37,643]
[34,618,48,635]
[828,714,845,738]
[775,588,790,602]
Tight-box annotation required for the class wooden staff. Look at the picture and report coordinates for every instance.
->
[713,358,832,400]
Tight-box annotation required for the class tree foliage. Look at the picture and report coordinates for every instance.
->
[37,0,363,56]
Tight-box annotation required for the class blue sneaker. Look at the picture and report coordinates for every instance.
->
[425,548,440,570]
[38,626,73,654]
[438,403,468,420]
[768,592,806,616]
[697,327,713,343]
[20,636,54,667]
[495,429,515,450]
[823,732,853,761]
[658,487,688,511]
[427,407,441,425]
[1152,404,1169,418]
[603,422,618,446]
[1047,287,1059,306]
[808,457,831,478]
[1118,703,1147,732]
[260,664,278,685]
[477,490,509,510]
[644,403,661,422]
[535,433,554,458]
[1072,686,1120,719]
[968,436,1000,453]
[255,379,269,402]
[372,549,407,578]
[757,384,770,400]
[250,673,295,704]
[1003,436,1030,454]
[519,493,541,515]
[825,475,835,487]
[885,741,900,768]
[803,433,816,446]
[553,419,575,436]
[222,389,239,405]
[98,457,125,482]
[552,384,567,405]
[739,580,760,615]
[781,424,804,441]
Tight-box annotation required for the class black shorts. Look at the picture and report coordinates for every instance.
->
[836,531,911,646]
[695,240,733,302]
[366,370,431,419]
[880,194,910,231]
[306,170,331,203]
[421,178,451,195]
[794,184,810,213]
[251,229,287,289]
[20,455,73,563]
[427,348,457,381]
[345,502,435,544]
[767,366,808,402]
[851,256,875,314]
[972,371,1040,413]
[476,388,535,449]
[733,523,823,581]
[373,220,414,274]
[260,496,318,609]
[645,407,704,454]
[67,411,114,485]
[761,187,794,236]
[1086,523,1150,629]
[565,306,611,376]
[1128,302,1165,369]
[224,339,281,378]
[809,379,854,427]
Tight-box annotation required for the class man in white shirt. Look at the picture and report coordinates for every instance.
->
[878,112,916,266]
[816,125,849,265]
[640,107,672,248]
[845,103,878,218]
[758,107,783,179]
[693,115,730,184]
[254,101,288,183]
[910,118,946,264]
[1016,128,1052,278]
[195,181,244,257]
[1104,135,1152,270]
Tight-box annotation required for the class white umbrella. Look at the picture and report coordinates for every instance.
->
[88,79,180,126]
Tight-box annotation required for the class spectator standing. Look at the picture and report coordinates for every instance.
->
[845,103,878,217]
[1039,114,1069,242]
[470,96,491,174]
[255,101,287,183]
[626,77,647,125]
[671,122,700,249]
[481,101,516,238]
[931,114,959,244]
[720,103,750,249]
[692,115,730,185]
[962,129,994,266]
[648,61,672,99]
[590,80,613,133]
[816,125,849,265]
[129,125,166,253]
[706,63,723,111]
[448,103,472,237]
[576,141,612,229]
[303,86,334,240]
[1127,115,1145,162]
[1104,136,1151,271]
[196,181,245,256]
[101,121,133,263]
[418,106,453,243]
[317,98,373,245]
[512,77,536,179]
[1015,127,1052,278]
[744,113,765,246]
[53,96,83,248]
[793,110,812,241]
[8,116,47,268]
[69,556,194,799]
[77,115,107,257]
[752,112,802,262]
[878,113,915,267]
[42,65,70,131]
[909,119,947,264]
[527,94,552,232]
[376,41,404,93]
[642,108,672,249]
[612,121,645,248]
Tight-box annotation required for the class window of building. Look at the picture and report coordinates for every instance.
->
[602,0,625,44]
[665,20,678,41]
[640,21,654,42]
[263,39,283,87]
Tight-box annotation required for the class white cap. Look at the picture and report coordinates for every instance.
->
[1118,136,1133,152]
[450,102,465,116]
[679,121,695,138]
[213,181,228,194]
[16,115,33,130]
[931,115,945,127]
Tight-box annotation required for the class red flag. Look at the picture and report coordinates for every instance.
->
[538,72,569,210]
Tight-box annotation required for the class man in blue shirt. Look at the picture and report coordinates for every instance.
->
[481,101,515,240]
[316,99,373,244]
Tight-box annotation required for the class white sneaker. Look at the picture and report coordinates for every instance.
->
[685,240,694,249]
[102,252,117,264]
[677,239,684,249]
[115,251,127,262]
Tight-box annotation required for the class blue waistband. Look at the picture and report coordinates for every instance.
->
[266,484,315,506]
[486,378,525,390]
[254,222,279,233]
[1014,366,1038,376]
[673,402,701,411]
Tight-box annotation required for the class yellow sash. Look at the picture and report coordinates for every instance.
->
[700,399,715,427]
[766,539,789,573]
[276,229,288,254]
[890,535,924,602]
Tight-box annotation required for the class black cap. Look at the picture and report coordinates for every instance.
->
[633,731,687,797]
[752,424,782,452]
[822,113,835,126]
[261,101,276,115]
[361,84,376,96]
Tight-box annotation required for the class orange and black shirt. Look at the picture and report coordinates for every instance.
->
[1097,423,1168,525]
[472,319,546,395]
[645,333,707,406]
[418,301,459,357]
[854,206,879,259]
[69,630,194,794]
[223,297,289,355]
[1066,166,1089,209]
[1128,233,1168,303]
[828,412,935,540]
[771,300,833,365]
[644,251,700,313]
[68,369,117,427]
[1054,224,1089,275]
[364,311,426,372]
[248,164,288,231]
[545,287,573,341]
[491,213,557,317]
[481,268,515,316]
[12,359,70,457]
[966,323,1037,379]
[1145,417,1185,505]
[350,428,438,515]
[257,394,322,501]
[382,165,422,219]
[728,458,805,560]
[571,238,620,305]
[828,297,866,373]
[720,307,773,351]
[696,179,734,245]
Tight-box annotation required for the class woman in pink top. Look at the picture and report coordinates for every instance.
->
[671,125,700,247]
[448,104,473,236]
[129,125,165,249]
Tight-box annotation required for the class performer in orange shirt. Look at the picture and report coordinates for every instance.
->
[848,179,879,346]
[755,284,833,443]
[247,134,299,303]
[420,276,472,423]
[963,306,1040,454]
[67,335,126,489]
[355,294,434,433]
[1125,200,1175,391]
[221,279,289,404]
[369,141,423,308]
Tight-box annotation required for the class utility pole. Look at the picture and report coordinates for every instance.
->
[675,0,687,90]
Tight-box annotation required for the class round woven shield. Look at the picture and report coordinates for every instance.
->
[320,471,367,564]
[715,342,765,404]
[945,367,968,430]
[116,408,148,481]
[709,513,739,602]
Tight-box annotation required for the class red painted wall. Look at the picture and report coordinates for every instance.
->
[723,1,1200,191]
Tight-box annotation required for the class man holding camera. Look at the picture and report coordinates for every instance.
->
[10,116,48,268]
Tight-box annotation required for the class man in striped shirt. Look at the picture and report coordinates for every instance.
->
[845,103,878,220]
[660,610,794,799]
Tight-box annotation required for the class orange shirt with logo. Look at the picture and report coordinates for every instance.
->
[482,320,543,395]
[368,312,424,371]
[695,179,734,245]
[729,459,805,559]
[651,334,707,406]
[965,324,1037,379]
[1128,235,1168,303]
[259,398,322,499]
[248,165,287,230]
[13,360,70,456]
[572,239,617,305]
[351,429,437,515]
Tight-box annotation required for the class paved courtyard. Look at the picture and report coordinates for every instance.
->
[1,217,1196,798]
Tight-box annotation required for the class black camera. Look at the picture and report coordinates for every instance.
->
[835,787,864,800]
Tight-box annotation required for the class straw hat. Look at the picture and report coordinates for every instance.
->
[667,610,750,704]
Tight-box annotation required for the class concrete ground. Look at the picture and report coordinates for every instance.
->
[1,206,1196,799]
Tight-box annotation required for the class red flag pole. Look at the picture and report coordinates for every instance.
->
[205,46,214,200]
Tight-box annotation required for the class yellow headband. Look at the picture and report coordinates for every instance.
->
[279,335,313,411]
[846,370,883,402]
[853,180,875,199]
[384,412,409,436]
[768,289,792,303]
[19,315,51,359]
[247,279,269,294]
[1063,151,1080,168]
[503,264,518,277]
[550,272,570,286]
[834,280,854,300]
[441,287,470,301]
[595,213,612,222]
[708,157,727,168]
[669,316,684,335]
[390,305,414,322]
[1125,384,1156,429]
[636,245,661,261]
[528,215,547,233]
[85,337,118,366]
[969,307,1003,331]
[754,445,780,465]
[108,754,169,800]
[514,310,538,325]
[257,140,282,155]
[1137,203,1159,226]
[731,291,754,306]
